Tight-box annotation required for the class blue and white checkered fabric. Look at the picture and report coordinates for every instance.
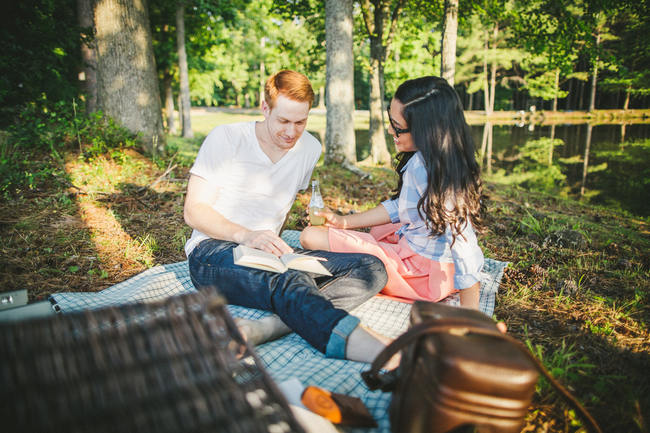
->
[49,230,508,433]
[49,261,197,313]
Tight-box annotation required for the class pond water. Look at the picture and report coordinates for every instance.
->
[470,123,650,218]
[347,123,650,218]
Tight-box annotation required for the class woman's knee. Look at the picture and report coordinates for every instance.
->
[300,226,330,250]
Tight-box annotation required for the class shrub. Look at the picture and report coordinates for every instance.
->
[1,101,139,198]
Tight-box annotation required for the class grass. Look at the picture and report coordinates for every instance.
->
[189,106,370,134]
[0,108,648,433]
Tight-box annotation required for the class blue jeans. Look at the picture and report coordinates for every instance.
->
[188,239,387,358]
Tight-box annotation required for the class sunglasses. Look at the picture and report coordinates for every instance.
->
[386,106,410,137]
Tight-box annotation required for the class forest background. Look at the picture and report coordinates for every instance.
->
[1,1,649,433]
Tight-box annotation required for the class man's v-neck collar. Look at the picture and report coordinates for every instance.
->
[253,121,298,165]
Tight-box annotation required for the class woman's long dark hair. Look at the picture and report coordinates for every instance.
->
[391,76,484,241]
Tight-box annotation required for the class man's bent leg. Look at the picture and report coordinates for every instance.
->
[299,250,388,312]
[189,239,357,354]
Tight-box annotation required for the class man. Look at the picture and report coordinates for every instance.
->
[184,70,394,364]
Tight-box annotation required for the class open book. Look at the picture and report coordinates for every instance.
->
[233,245,332,276]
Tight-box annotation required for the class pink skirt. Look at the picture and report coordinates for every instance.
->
[329,223,457,302]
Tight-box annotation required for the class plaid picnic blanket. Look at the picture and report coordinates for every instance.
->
[49,230,508,433]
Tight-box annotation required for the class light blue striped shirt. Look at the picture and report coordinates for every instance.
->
[381,152,484,290]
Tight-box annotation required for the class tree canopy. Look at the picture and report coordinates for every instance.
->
[2,0,649,134]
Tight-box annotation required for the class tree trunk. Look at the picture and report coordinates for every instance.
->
[480,122,488,162]
[163,74,176,135]
[325,0,356,165]
[552,68,559,111]
[588,64,598,112]
[489,23,498,113]
[588,33,601,112]
[368,40,390,165]
[549,124,556,165]
[365,2,390,166]
[480,122,493,173]
[623,87,630,110]
[176,2,193,138]
[77,0,97,113]
[259,36,265,109]
[177,91,183,128]
[581,123,593,196]
[440,0,458,86]
[94,0,164,154]
[486,122,493,174]
[360,0,403,166]
[620,123,626,143]
[318,86,325,109]
[483,31,490,115]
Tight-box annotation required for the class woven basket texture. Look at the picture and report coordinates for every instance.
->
[0,288,304,433]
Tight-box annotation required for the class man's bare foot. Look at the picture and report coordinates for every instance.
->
[235,315,292,346]
[345,324,402,369]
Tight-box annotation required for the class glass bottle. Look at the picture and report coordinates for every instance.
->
[309,180,325,226]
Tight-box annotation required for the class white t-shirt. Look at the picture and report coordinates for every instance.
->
[184,121,321,256]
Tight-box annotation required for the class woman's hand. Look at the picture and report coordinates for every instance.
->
[309,205,392,230]
[310,207,348,229]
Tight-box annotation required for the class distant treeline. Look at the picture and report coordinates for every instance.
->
[2,0,649,132]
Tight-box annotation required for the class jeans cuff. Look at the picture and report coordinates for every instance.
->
[325,315,360,359]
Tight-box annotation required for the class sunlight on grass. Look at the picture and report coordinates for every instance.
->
[168,108,373,166]
[189,107,370,134]
[64,155,155,274]
[70,151,150,193]
[190,109,263,135]
[75,200,153,273]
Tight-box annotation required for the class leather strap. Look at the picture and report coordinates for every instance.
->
[362,318,603,433]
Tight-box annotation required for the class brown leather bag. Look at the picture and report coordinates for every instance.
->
[362,301,602,433]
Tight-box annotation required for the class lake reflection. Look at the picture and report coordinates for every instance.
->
[312,123,650,217]
[471,123,650,217]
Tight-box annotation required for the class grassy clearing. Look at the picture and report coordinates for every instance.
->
[0,109,648,432]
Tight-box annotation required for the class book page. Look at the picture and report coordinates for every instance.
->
[233,245,287,273]
[280,254,332,276]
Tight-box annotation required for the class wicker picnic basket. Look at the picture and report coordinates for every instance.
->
[0,287,304,433]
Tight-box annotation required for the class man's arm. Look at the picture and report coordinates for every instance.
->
[183,174,293,256]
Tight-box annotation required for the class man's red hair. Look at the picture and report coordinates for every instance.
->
[264,70,315,109]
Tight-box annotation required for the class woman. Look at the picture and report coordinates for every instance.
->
[301,76,485,309]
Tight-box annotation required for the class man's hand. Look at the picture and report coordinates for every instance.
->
[234,229,293,256]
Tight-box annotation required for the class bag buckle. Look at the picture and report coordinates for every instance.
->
[361,369,398,392]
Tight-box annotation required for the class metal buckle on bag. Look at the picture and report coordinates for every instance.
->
[361,369,398,392]
[360,371,381,390]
